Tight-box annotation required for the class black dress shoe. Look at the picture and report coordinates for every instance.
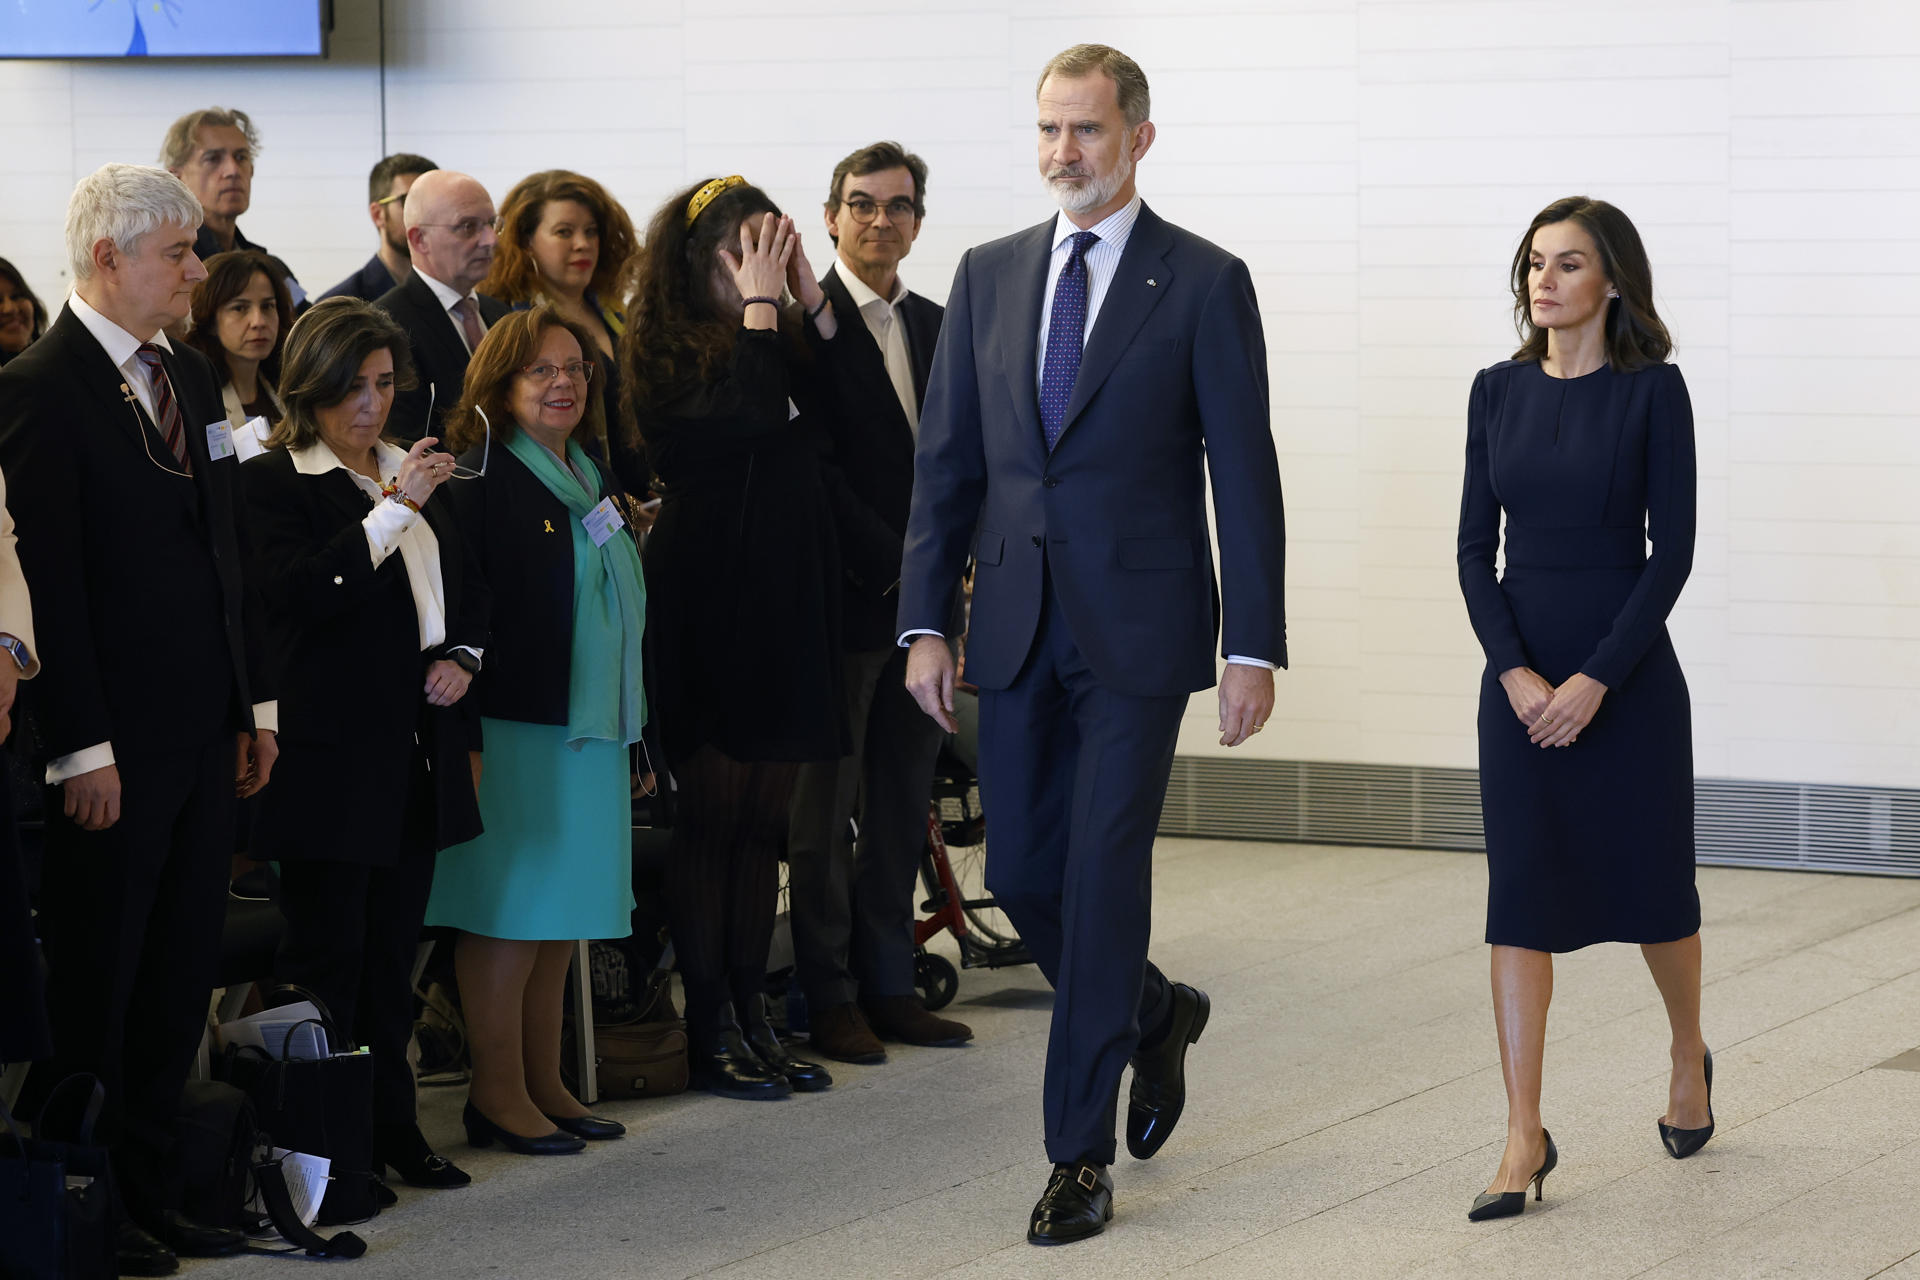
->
[688,1012,794,1101]
[1659,1048,1715,1159]
[743,994,833,1093]
[375,1121,474,1187]
[1126,982,1210,1160]
[150,1208,245,1257]
[1468,1129,1557,1221]
[544,1112,626,1140]
[115,1222,179,1276]
[371,1179,399,1208]
[1027,1160,1113,1246]
[461,1101,587,1154]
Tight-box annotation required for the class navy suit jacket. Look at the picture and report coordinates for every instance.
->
[897,202,1287,698]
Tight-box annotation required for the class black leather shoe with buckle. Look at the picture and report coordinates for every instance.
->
[1026,1160,1113,1246]
[1127,982,1210,1160]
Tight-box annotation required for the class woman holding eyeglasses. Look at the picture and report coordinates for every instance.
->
[243,297,487,1194]
[428,305,646,1153]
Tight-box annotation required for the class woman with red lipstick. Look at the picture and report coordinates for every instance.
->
[0,258,47,367]
[187,250,292,452]
[430,306,647,1154]
[1456,196,1708,1222]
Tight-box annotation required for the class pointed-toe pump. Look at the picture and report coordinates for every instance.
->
[1659,1048,1715,1159]
[1468,1129,1557,1222]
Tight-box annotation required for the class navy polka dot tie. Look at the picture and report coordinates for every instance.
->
[1040,230,1099,452]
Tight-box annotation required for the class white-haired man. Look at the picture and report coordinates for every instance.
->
[0,163,276,1277]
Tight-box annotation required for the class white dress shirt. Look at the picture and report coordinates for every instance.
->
[416,269,482,355]
[898,197,1276,671]
[46,295,278,783]
[830,258,919,433]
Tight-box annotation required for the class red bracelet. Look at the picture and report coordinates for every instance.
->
[380,481,421,513]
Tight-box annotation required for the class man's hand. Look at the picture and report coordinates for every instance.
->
[63,763,122,831]
[1218,664,1275,748]
[904,635,958,733]
[425,659,473,707]
[237,730,277,798]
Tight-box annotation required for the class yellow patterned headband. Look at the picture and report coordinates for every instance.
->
[685,175,746,228]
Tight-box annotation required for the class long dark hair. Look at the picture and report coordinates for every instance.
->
[621,177,787,417]
[0,256,49,346]
[187,250,294,388]
[1509,196,1671,371]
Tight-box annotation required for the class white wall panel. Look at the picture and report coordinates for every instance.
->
[1,0,1914,788]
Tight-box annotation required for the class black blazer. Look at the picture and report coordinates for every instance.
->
[0,305,254,761]
[375,272,509,443]
[240,448,486,864]
[442,438,624,726]
[818,265,944,649]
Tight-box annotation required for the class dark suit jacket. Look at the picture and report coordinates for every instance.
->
[320,254,399,304]
[240,448,486,863]
[0,305,254,760]
[898,202,1288,697]
[375,271,509,443]
[818,264,944,650]
[442,438,626,726]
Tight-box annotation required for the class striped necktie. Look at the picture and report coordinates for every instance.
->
[134,343,191,472]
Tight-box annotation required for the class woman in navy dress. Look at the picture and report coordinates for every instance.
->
[1456,197,1712,1221]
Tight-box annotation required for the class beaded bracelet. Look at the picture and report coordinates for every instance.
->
[741,295,780,310]
[380,480,421,513]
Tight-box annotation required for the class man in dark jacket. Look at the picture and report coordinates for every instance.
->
[788,142,970,1063]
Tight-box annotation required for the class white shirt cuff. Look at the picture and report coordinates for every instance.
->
[47,742,115,785]
[253,701,279,734]
[447,645,484,667]
[898,629,944,648]
[1225,655,1278,671]
[363,499,420,567]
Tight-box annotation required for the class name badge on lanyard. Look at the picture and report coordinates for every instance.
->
[582,496,626,548]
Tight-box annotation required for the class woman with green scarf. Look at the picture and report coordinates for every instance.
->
[430,307,648,1155]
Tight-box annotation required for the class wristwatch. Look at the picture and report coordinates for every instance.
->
[0,635,29,672]
[447,649,482,676]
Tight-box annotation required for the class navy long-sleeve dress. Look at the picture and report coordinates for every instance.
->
[1456,358,1699,952]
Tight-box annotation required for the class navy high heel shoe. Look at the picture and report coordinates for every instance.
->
[1468,1129,1557,1222]
[1658,1048,1714,1159]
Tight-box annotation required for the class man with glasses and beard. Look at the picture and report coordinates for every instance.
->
[375,169,508,443]
[899,44,1288,1246]
[322,153,439,303]
[787,141,971,1066]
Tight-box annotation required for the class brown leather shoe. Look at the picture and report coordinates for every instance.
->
[807,1002,887,1064]
[863,994,973,1047]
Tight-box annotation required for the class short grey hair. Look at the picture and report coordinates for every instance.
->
[158,106,260,172]
[65,164,203,282]
[1036,44,1151,128]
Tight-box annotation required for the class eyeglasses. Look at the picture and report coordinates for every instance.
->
[418,215,505,239]
[843,197,918,224]
[519,360,594,384]
[374,190,408,207]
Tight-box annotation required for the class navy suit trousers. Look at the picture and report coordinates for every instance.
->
[978,566,1181,1165]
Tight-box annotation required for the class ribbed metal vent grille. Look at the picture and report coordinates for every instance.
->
[1159,758,1920,877]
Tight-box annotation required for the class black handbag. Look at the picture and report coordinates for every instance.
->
[216,986,378,1226]
[0,1074,116,1280]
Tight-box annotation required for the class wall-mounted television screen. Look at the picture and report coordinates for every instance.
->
[0,1,329,59]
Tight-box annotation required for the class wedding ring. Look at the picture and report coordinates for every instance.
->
[1252,722,1266,731]
[1541,715,1555,724]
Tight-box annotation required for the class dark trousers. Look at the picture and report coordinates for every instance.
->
[34,736,234,1224]
[662,745,797,1035]
[787,645,946,1008]
[273,741,436,1132]
[978,577,1182,1166]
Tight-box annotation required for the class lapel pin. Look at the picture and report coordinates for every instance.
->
[1146,278,1157,287]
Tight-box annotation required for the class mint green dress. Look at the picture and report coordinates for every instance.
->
[425,434,647,941]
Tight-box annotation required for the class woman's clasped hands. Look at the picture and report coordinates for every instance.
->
[1498,666,1607,748]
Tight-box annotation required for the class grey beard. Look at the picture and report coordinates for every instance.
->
[1046,149,1132,215]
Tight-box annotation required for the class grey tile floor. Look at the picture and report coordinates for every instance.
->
[194,840,1920,1279]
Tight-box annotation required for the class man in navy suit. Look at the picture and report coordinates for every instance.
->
[899,44,1287,1245]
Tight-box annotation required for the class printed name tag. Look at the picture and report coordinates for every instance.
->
[203,420,235,461]
[581,496,626,548]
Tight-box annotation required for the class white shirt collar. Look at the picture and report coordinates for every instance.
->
[831,258,908,311]
[67,290,173,369]
[1050,194,1143,256]
[290,436,408,481]
[414,268,472,315]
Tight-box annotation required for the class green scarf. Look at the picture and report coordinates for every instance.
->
[504,429,648,749]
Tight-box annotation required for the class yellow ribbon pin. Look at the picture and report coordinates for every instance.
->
[543,519,555,533]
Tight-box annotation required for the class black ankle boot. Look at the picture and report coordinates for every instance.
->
[689,1005,793,1101]
[742,993,832,1092]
